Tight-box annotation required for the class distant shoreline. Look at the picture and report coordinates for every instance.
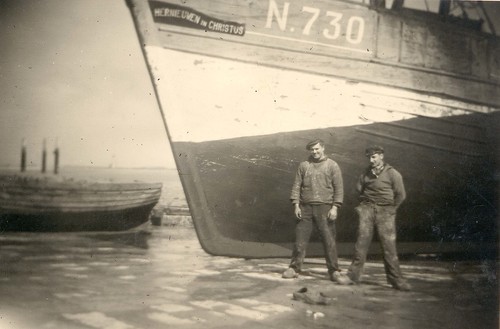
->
[63,165,177,170]
[0,165,177,171]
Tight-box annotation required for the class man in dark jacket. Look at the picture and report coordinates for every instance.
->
[282,139,350,284]
[341,145,411,291]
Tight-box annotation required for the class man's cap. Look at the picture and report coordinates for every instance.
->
[306,139,325,150]
[365,145,384,156]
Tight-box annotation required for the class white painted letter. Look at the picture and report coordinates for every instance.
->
[323,11,343,40]
[346,16,365,44]
[302,6,320,35]
[266,0,289,31]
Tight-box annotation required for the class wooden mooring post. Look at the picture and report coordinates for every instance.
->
[41,139,47,173]
[53,139,59,175]
[20,139,27,172]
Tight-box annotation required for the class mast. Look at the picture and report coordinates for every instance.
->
[53,139,59,175]
[41,139,47,173]
[20,139,27,173]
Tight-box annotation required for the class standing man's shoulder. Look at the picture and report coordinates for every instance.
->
[385,165,403,179]
[296,159,311,172]
[325,158,340,167]
[386,164,401,174]
[298,159,311,167]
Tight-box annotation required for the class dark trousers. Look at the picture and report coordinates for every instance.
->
[348,203,404,285]
[289,204,340,273]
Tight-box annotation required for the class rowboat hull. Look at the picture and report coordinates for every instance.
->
[127,0,499,257]
[0,205,157,232]
[0,174,162,232]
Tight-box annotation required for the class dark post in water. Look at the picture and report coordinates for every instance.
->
[53,139,59,175]
[20,139,27,172]
[41,139,47,173]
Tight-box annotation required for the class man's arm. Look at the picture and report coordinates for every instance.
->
[391,169,406,208]
[290,163,304,205]
[327,162,343,221]
[290,163,304,219]
[331,162,344,208]
[356,172,364,195]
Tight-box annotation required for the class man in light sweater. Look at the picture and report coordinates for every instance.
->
[341,145,411,291]
[282,139,350,284]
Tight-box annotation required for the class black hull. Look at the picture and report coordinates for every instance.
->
[0,203,157,232]
[126,0,500,258]
[174,113,498,257]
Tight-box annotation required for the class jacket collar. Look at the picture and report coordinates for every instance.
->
[366,163,391,177]
[308,155,328,163]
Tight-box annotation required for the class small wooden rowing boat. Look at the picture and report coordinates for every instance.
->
[0,173,162,231]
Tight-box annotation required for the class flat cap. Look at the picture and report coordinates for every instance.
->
[306,139,325,150]
[365,145,384,156]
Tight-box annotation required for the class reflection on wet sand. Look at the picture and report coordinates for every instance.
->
[0,226,497,329]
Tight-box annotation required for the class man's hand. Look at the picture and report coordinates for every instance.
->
[294,204,302,219]
[327,206,338,221]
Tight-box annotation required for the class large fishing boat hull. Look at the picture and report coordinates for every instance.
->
[127,0,499,257]
[0,174,162,232]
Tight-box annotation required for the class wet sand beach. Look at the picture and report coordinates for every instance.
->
[0,168,497,328]
[0,224,497,329]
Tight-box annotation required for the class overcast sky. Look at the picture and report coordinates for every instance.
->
[0,0,175,169]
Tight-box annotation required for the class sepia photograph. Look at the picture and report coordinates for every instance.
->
[0,0,498,328]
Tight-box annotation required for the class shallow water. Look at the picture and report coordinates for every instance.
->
[0,225,497,329]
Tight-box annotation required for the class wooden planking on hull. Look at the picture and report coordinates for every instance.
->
[0,204,158,232]
[173,112,497,256]
[0,174,162,231]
